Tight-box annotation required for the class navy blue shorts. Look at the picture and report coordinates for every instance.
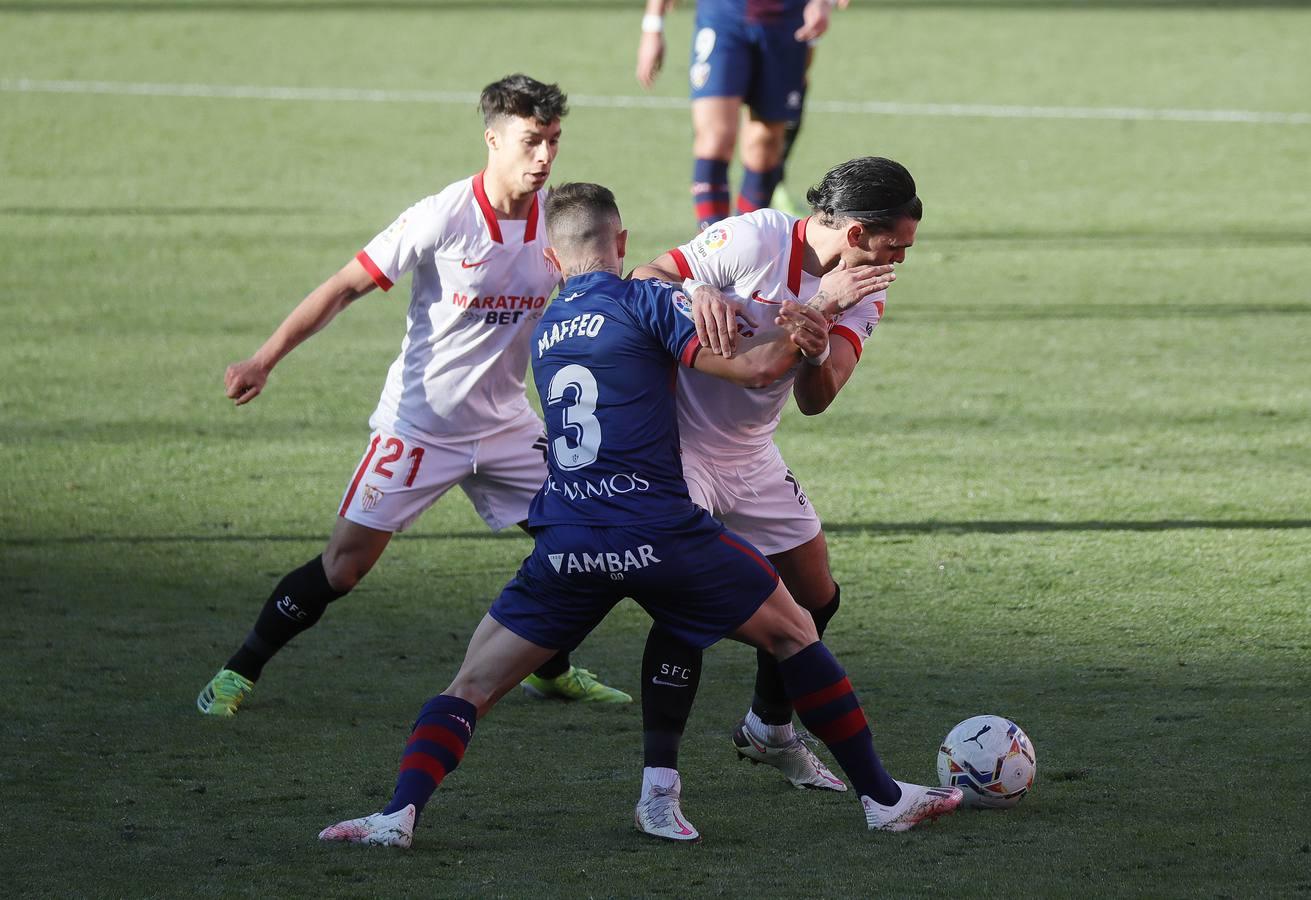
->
[488,509,779,652]
[688,14,808,122]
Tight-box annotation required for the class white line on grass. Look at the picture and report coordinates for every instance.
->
[2,77,1309,126]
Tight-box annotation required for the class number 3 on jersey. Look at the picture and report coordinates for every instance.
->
[546,364,601,470]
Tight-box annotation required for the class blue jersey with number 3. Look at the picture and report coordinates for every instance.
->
[528,271,702,527]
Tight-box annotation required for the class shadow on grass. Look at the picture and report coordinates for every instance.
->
[6,519,1311,547]
[893,302,1311,321]
[4,0,1309,10]
[926,228,1311,248]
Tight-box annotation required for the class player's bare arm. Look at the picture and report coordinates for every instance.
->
[636,0,674,89]
[225,257,378,406]
[792,333,859,415]
[691,300,825,388]
[633,253,758,359]
[794,0,835,42]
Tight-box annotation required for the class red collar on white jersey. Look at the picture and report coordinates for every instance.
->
[786,216,809,296]
[472,171,540,244]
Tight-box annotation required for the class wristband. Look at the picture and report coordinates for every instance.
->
[641,14,664,33]
[682,277,711,297]
[802,342,831,367]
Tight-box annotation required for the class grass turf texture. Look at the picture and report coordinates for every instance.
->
[2,1,1309,896]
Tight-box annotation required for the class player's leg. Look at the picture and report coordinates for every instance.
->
[688,17,751,229]
[731,584,963,831]
[734,17,808,215]
[633,460,719,837]
[736,115,788,214]
[320,613,558,848]
[197,517,392,717]
[198,430,461,717]
[458,415,629,704]
[691,98,740,230]
[746,532,838,735]
[634,623,704,840]
[730,530,847,789]
[696,450,841,786]
[322,531,617,847]
[771,44,815,217]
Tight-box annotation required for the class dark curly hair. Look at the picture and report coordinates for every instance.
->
[807,157,921,232]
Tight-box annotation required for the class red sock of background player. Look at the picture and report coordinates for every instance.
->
[778,641,902,806]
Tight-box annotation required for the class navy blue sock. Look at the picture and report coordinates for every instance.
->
[383,695,477,817]
[692,158,730,230]
[751,585,841,724]
[779,642,901,805]
[736,164,783,214]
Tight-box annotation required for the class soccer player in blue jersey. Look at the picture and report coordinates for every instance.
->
[636,0,842,228]
[318,182,960,848]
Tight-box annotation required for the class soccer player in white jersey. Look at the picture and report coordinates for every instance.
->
[196,74,629,717]
[629,157,918,839]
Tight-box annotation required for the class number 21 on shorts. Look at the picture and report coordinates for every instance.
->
[369,435,425,487]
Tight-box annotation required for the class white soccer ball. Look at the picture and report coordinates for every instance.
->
[937,715,1037,809]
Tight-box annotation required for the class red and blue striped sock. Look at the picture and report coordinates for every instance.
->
[692,158,731,230]
[736,164,783,215]
[383,694,477,816]
[779,642,902,806]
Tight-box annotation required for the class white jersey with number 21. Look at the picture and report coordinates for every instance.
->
[356,172,560,443]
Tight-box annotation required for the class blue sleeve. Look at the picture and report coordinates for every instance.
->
[632,279,701,367]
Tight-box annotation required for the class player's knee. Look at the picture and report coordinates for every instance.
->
[810,582,841,637]
[758,602,818,660]
[321,550,370,593]
[693,127,736,161]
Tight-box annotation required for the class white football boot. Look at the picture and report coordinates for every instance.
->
[318,804,416,848]
[863,782,963,832]
[635,785,701,842]
[732,720,847,791]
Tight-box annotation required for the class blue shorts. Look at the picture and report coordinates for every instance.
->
[488,509,779,652]
[688,14,808,122]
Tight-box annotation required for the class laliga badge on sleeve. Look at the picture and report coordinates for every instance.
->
[692,223,732,259]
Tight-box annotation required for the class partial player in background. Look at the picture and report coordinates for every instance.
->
[196,74,630,718]
[318,182,960,849]
[635,0,843,229]
[772,19,847,217]
[629,156,921,839]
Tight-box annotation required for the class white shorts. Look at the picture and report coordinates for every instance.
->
[680,442,821,557]
[338,411,547,533]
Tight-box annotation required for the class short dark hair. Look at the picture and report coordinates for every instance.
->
[545,182,620,249]
[479,73,569,127]
[807,157,922,232]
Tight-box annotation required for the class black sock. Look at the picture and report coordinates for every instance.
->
[533,650,571,680]
[751,584,841,724]
[781,112,803,170]
[224,555,349,681]
[640,624,703,769]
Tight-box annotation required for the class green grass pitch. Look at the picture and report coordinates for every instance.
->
[2,0,1309,896]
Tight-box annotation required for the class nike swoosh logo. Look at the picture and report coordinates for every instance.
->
[650,678,689,688]
[751,291,782,305]
[461,258,489,269]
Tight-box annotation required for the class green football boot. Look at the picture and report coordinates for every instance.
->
[521,666,631,704]
[196,668,255,717]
